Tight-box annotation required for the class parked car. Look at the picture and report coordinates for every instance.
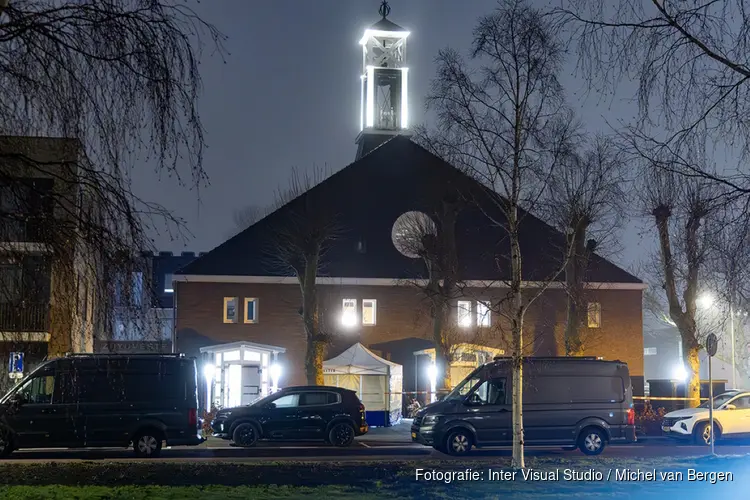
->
[0,353,203,458]
[411,357,637,456]
[662,390,750,444]
[211,385,369,447]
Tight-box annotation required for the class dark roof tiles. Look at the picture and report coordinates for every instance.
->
[179,137,641,285]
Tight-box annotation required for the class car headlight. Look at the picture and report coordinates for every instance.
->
[422,415,441,425]
[672,416,692,422]
[217,411,231,419]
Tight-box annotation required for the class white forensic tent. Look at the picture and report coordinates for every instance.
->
[323,343,402,427]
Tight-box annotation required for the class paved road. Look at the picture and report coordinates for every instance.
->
[2,439,748,463]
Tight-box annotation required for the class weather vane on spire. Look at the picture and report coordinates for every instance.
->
[379,0,391,19]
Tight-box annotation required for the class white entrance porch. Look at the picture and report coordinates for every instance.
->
[199,341,286,410]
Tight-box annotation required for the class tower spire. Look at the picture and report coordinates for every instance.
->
[355,2,411,160]
[379,1,391,19]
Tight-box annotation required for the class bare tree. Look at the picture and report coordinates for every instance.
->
[393,195,464,393]
[639,150,728,406]
[422,0,574,468]
[540,135,627,355]
[557,1,750,196]
[263,167,341,385]
[703,205,750,384]
[0,2,223,369]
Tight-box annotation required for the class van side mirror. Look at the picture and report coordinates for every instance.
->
[10,393,26,407]
[725,404,736,411]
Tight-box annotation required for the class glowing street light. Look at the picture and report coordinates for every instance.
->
[270,363,282,393]
[672,364,688,382]
[697,293,715,309]
[341,310,357,327]
[427,363,438,403]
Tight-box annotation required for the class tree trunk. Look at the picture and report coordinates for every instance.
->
[511,313,524,469]
[510,224,525,469]
[565,221,588,356]
[653,205,702,408]
[301,251,324,385]
[432,299,451,395]
[306,339,326,385]
[684,342,701,407]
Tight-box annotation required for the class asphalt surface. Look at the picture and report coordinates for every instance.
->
[2,439,749,463]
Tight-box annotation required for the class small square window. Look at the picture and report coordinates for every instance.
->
[587,302,601,328]
[644,347,657,356]
[244,298,258,324]
[223,297,238,324]
[362,299,377,325]
[164,273,173,293]
[477,301,491,327]
[457,301,472,327]
[342,299,357,327]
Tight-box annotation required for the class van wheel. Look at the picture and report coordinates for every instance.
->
[445,429,473,456]
[133,429,163,458]
[232,422,259,447]
[0,427,14,458]
[578,427,606,456]
[694,422,720,446]
[329,422,355,447]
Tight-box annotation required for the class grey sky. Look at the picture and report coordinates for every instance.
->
[136,0,652,285]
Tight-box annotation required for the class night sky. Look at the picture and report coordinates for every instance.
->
[137,0,649,283]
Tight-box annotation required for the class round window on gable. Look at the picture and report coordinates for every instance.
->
[391,211,436,259]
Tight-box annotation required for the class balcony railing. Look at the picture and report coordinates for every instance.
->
[0,303,50,332]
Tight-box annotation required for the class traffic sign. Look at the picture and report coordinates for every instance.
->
[706,334,718,357]
[8,352,23,374]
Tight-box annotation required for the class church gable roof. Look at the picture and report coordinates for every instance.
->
[179,136,641,285]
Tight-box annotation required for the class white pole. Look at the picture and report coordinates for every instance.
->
[730,303,736,389]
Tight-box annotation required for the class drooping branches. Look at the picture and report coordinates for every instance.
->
[0,2,224,360]
[558,0,750,195]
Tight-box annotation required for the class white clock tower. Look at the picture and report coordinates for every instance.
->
[355,1,411,160]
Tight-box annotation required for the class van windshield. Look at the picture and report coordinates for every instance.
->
[444,373,483,401]
[0,363,47,404]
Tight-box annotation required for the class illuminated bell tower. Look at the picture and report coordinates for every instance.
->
[355,1,411,160]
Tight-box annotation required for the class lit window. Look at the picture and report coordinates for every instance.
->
[164,273,173,293]
[223,297,238,324]
[362,299,377,325]
[244,298,258,324]
[587,302,601,328]
[477,301,491,327]
[342,299,357,327]
[644,347,657,356]
[457,301,472,327]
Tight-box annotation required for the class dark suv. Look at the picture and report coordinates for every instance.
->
[211,386,368,447]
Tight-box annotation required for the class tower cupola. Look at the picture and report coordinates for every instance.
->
[355,1,411,159]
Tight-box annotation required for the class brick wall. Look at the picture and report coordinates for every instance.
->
[175,281,643,387]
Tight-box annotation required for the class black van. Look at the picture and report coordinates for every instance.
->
[411,357,636,456]
[0,353,203,458]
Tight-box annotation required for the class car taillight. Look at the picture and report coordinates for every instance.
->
[188,408,197,427]
[359,403,365,412]
[627,407,635,426]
